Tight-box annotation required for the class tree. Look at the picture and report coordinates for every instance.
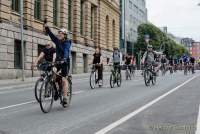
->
[134,23,188,60]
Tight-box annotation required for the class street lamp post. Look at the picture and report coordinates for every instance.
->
[124,0,127,54]
[20,0,25,81]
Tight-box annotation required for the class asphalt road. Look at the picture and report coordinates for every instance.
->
[0,71,200,134]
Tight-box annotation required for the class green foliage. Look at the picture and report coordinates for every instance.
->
[134,23,188,58]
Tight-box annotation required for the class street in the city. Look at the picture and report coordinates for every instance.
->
[0,71,200,134]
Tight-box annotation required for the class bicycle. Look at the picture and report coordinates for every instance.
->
[39,61,72,113]
[110,64,122,88]
[143,63,156,86]
[34,62,51,103]
[89,64,103,89]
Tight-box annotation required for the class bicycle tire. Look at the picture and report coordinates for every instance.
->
[117,72,122,87]
[90,71,95,89]
[110,72,115,88]
[144,70,150,86]
[34,78,44,103]
[39,81,54,113]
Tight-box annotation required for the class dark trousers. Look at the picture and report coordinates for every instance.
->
[95,64,103,80]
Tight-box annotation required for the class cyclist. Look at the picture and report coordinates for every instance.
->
[141,45,162,75]
[168,56,174,72]
[131,55,136,74]
[179,57,183,70]
[173,57,178,72]
[124,54,132,73]
[183,54,189,66]
[190,56,195,73]
[110,47,122,73]
[33,41,56,70]
[161,54,167,72]
[92,46,103,86]
[44,21,71,107]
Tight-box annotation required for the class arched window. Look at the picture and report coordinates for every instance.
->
[112,20,116,48]
[105,16,109,49]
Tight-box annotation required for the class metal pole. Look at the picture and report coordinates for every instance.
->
[124,0,127,54]
[20,0,25,81]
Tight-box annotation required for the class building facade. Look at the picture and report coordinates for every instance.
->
[120,0,147,55]
[190,42,200,59]
[0,0,120,79]
[181,38,195,52]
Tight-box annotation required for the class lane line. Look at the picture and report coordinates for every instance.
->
[95,75,199,134]
[0,90,85,111]
[72,91,85,95]
[196,105,200,134]
[0,101,36,110]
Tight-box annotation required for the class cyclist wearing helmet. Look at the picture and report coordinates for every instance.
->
[141,45,162,75]
[110,47,122,73]
[44,21,71,107]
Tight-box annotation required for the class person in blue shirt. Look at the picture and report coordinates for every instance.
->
[44,21,71,107]
[182,54,189,65]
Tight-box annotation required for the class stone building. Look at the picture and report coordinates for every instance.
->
[0,0,120,79]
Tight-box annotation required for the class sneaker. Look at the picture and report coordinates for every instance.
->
[63,98,68,107]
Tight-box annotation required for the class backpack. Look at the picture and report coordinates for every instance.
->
[113,51,120,63]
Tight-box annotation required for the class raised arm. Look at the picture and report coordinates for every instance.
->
[44,26,60,46]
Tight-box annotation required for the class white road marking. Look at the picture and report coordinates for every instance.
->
[95,75,199,134]
[0,88,33,95]
[72,91,85,95]
[0,101,36,110]
[0,90,85,111]
[195,105,200,134]
[0,83,34,91]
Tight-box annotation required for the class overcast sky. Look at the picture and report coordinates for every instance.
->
[146,0,200,41]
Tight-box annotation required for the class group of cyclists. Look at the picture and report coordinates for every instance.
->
[160,54,196,75]
[32,20,197,113]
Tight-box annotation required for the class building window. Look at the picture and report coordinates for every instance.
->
[91,5,95,39]
[14,40,25,69]
[34,0,41,20]
[68,0,72,31]
[83,54,88,73]
[112,20,116,48]
[53,0,58,26]
[11,0,20,13]
[105,16,109,49]
[80,0,84,35]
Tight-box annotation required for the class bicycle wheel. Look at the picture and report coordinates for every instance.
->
[116,72,122,87]
[144,70,150,86]
[34,78,44,103]
[39,81,54,113]
[110,72,115,88]
[90,71,96,89]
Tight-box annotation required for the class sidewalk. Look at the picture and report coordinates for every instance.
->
[0,70,142,89]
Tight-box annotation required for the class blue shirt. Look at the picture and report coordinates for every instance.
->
[45,27,71,62]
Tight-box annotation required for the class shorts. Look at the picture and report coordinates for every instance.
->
[56,62,70,77]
